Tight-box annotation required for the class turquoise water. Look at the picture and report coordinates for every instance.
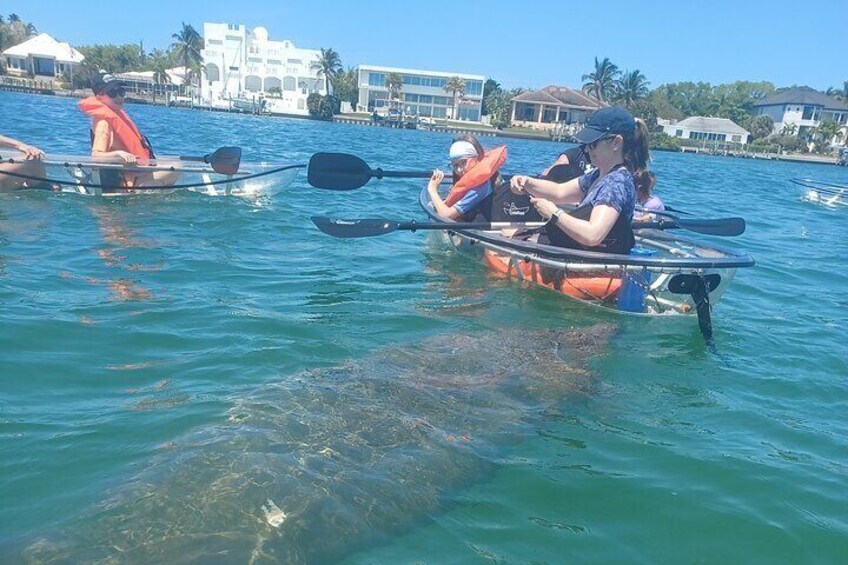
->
[1,91,846,563]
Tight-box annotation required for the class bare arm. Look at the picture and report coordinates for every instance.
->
[91,121,136,163]
[0,135,43,159]
[427,169,463,220]
[532,198,621,247]
[511,175,583,205]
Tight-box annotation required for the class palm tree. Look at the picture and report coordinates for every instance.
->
[582,57,620,102]
[311,48,342,95]
[813,121,843,152]
[8,14,20,23]
[613,70,650,107]
[444,76,466,119]
[25,23,36,36]
[384,72,403,102]
[170,22,203,94]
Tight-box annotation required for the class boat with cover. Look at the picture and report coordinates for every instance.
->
[417,187,755,343]
[0,147,302,197]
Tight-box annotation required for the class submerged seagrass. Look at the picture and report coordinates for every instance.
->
[23,325,614,563]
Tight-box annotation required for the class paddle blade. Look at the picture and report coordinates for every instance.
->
[677,217,746,236]
[203,146,241,175]
[308,152,373,190]
[312,216,401,238]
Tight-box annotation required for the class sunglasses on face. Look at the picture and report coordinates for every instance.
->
[582,135,616,150]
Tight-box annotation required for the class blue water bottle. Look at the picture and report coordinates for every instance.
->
[617,247,657,312]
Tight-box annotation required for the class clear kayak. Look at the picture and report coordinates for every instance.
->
[418,188,755,343]
[790,178,847,208]
[0,150,302,197]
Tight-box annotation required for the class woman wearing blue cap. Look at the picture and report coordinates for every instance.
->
[510,106,650,254]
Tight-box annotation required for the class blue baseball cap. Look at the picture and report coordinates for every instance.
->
[573,106,636,144]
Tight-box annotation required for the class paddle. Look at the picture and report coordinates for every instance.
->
[307,152,437,190]
[312,216,746,239]
[668,273,722,348]
[179,146,242,175]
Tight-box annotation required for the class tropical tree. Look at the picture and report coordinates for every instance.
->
[312,47,342,95]
[444,76,466,119]
[481,78,501,115]
[748,115,774,140]
[582,57,620,102]
[8,14,20,23]
[812,120,844,152]
[484,88,520,129]
[170,22,202,93]
[330,67,359,111]
[384,72,403,101]
[25,22,36,36]
[613,69,650,107]
[826,81,848,101]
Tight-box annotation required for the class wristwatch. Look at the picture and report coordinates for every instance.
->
[549,208,563,223]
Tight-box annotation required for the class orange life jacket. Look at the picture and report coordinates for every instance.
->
[78,96,152,160]
[444,145,507,207]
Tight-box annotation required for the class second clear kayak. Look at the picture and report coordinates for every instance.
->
[0,149,303,197]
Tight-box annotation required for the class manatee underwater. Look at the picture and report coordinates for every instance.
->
[21,324,615,563]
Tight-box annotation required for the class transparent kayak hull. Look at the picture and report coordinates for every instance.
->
[0,151,301,197]
[419,188,754,317]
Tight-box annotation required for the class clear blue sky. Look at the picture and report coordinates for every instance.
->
[10,0,848,91]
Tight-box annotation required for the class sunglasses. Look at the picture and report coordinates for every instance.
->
[581,135,616,150]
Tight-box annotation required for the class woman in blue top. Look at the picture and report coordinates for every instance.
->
[510,106,651,254]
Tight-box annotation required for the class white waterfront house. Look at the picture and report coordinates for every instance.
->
[660,116,750,145]
[2,33,84,79]
[357,65,485,121]
[200,23,325,115]
[752,86,848,143]
[509,86,604,130]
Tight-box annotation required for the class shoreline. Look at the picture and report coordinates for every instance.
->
[4,89,844,165]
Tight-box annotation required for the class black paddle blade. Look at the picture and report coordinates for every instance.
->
[668,273,721,295]
[308,152,373,190]
[312,216,401,238]
[668,273,721,348]
[206,146,242,175]
[678,217,746,236]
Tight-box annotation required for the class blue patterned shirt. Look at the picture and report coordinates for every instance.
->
[577,167,636,221]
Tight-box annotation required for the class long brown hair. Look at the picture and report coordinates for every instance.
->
[623,118,651,179]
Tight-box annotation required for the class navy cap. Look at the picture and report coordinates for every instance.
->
[89,72,123,95]
[573,106,636,144]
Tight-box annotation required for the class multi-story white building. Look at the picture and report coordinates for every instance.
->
[200,23,325,115]
[752,86,848,143]
[357,65,485,121]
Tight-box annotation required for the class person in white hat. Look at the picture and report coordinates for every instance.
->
[427,135,505,220]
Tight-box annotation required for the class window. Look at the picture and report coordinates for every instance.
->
[207,39,223,46]
[283,76,296,91]
[465,80,483,96]
[675,129,683,137]
[731,135,741,142]
[368,72,385,87]
[229,66,239,71]
[287,59,302,65]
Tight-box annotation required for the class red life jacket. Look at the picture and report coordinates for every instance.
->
[444,145,507,207]
[78,96,152,160]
